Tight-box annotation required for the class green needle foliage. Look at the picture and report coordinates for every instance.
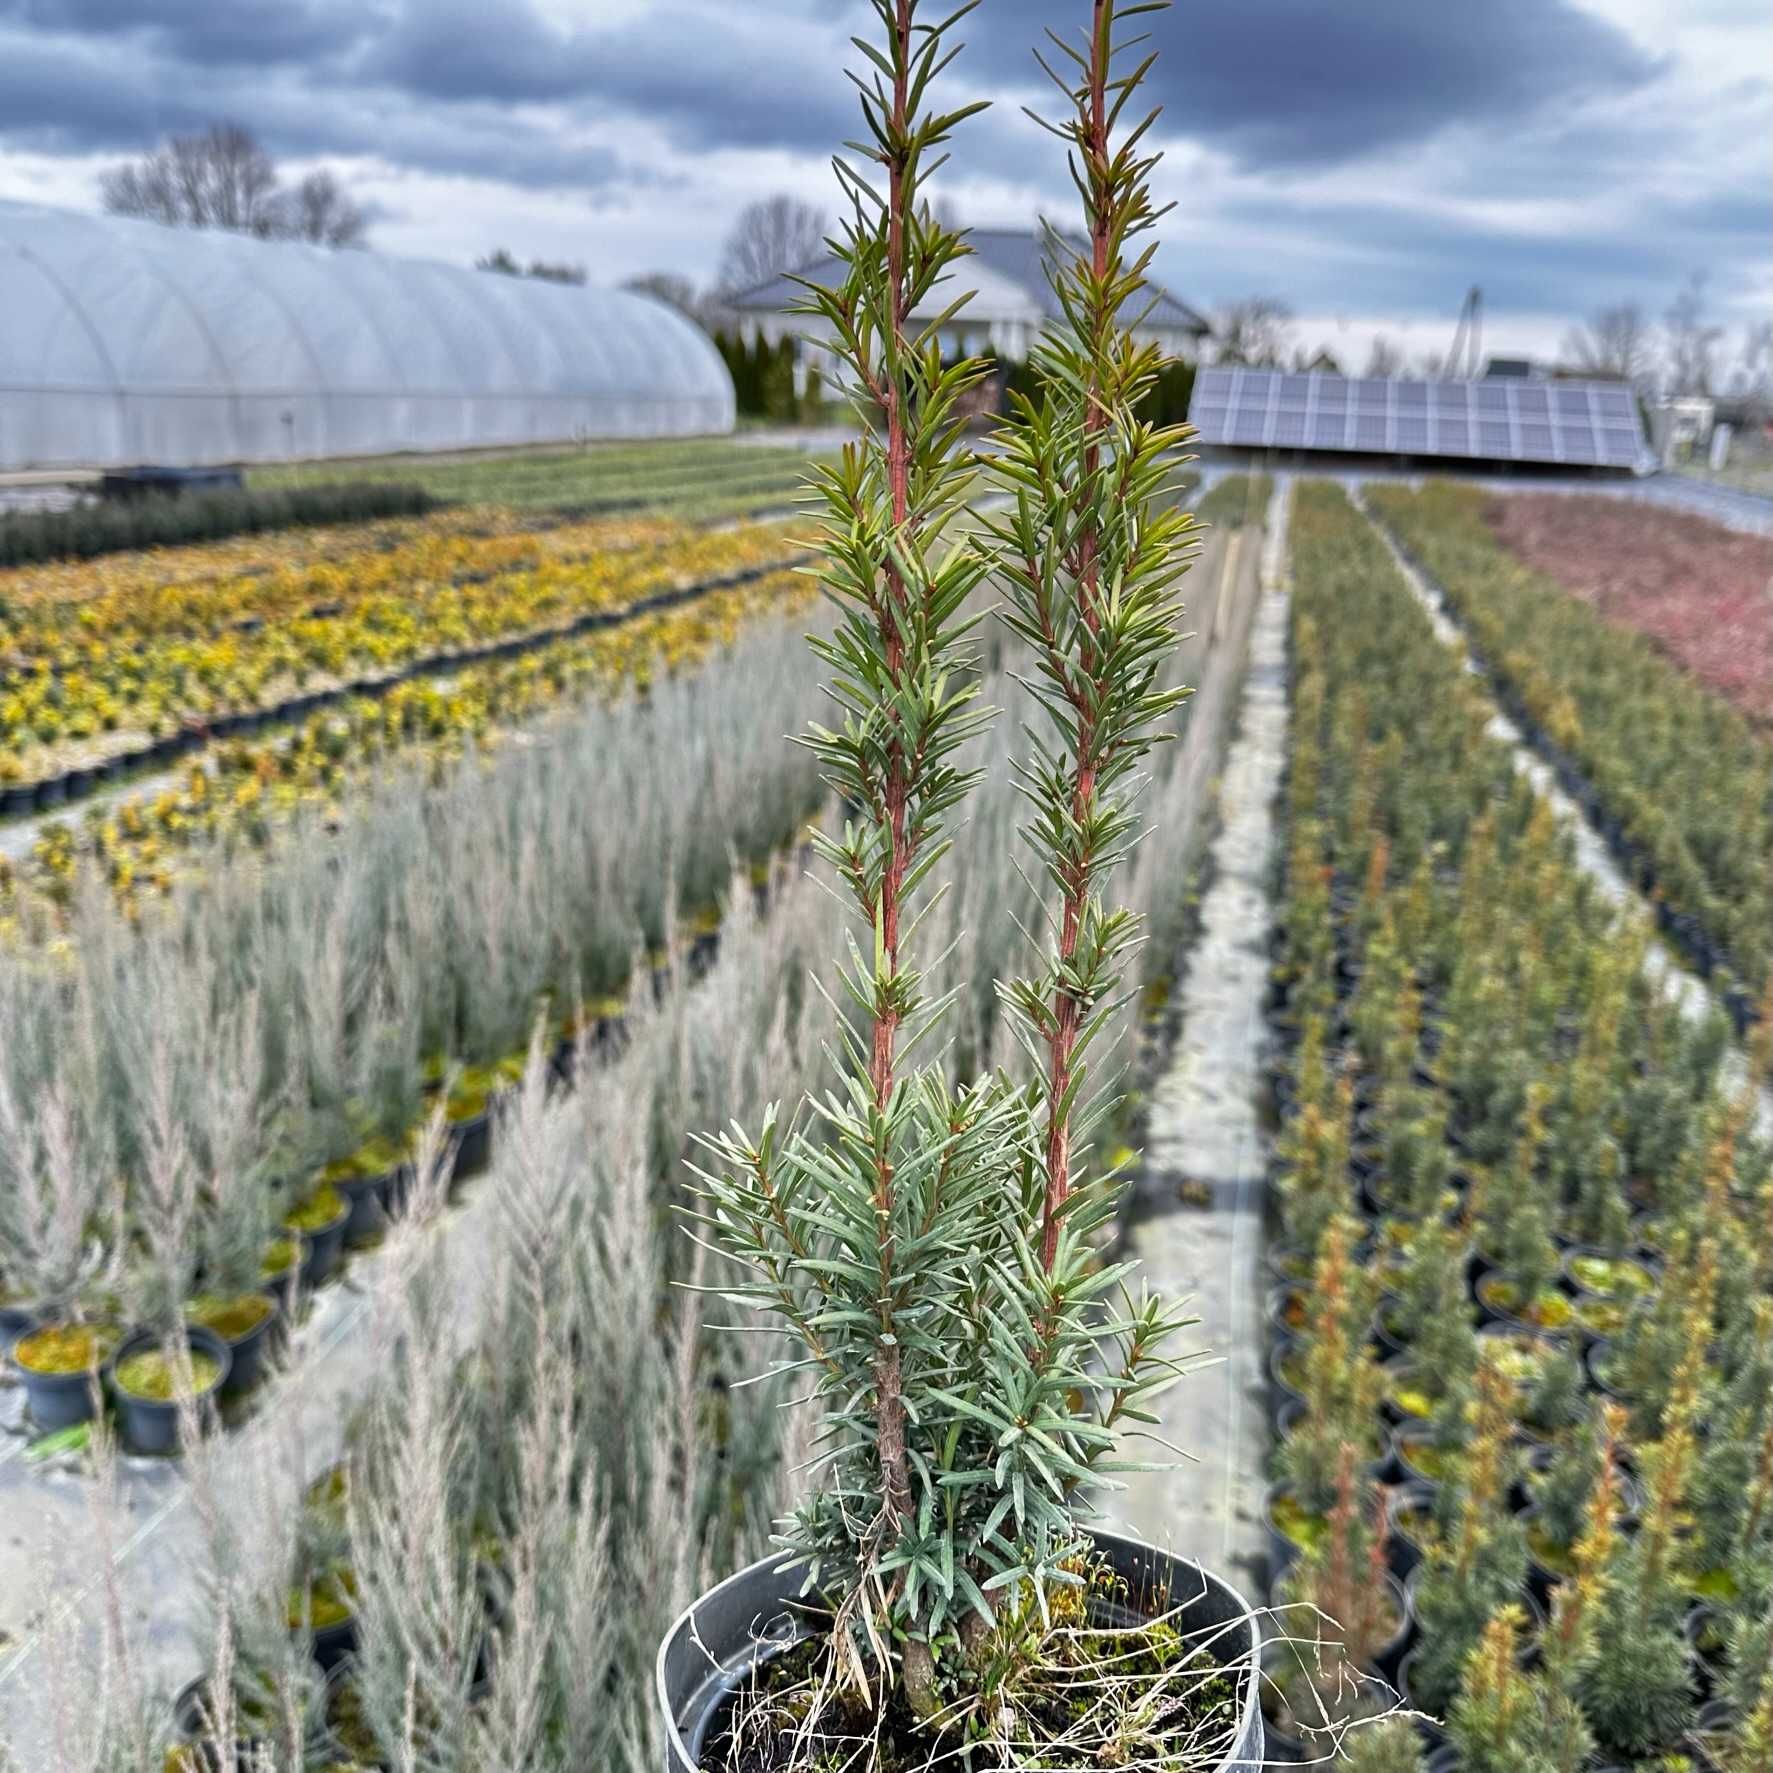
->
[690,0,1197,1733]
[981,0,1200,1272]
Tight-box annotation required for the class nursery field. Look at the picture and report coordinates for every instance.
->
[0,468,1271,1768]
[0,496,821,924]
[1487,494,1773,724]
[250,433,822,518]
[1265,480,1773,1770]
[1373,483,1773,1028]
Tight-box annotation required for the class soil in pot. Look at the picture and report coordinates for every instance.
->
[323,1140,403,1247]
[709,1599,1245,1772]
[661,1535,1262,1773]
[1564,1248,1656,1299]
[290,1568,359,1671]
[185,1291,281,1394]
[260,1235,304,1306]
[284,1184,350,1287]
[1385,1484,1436,1580]
[110,1327,230,1454]
[9,1320,118,1432]
[1474,1274,1576,1337]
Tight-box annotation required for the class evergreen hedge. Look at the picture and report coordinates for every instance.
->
[0,481,440,570]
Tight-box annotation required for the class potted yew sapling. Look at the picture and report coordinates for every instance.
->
[1445,1606,1593,1773]
[666,4,1261,1769]
[1579,1251,1712,1762]
[1405,1355,1530,1715]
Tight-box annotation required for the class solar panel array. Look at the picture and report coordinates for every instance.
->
[1189,368,1646,469]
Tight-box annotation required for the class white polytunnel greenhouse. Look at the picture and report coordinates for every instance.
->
[0,198,735,471]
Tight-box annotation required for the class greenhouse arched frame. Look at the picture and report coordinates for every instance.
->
[0,199,735,470]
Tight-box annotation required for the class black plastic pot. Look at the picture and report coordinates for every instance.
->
[447,1109,493,1182]
[190,1293,282,1395]
[656,1531,1264,1773]
[173,1676,267,1770]
[297,1197,352,1288]
[1384,1482,1436,1582]
[307,1603,359,1675]
[375,1160,416,1218]
[0,1302,35,1355]
[109,1325,231,1454]
[333,1172,386,1248]
[7,1323,113,1433]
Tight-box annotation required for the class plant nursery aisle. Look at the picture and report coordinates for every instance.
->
[1356,488,1773,1143]
[1114,476,1293,1591]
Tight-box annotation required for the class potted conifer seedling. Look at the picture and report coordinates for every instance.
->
[660,3,1262,1768]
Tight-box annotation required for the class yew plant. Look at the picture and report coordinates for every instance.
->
[694,0,1198,1734]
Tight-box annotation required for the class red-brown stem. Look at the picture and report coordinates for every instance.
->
[871,0,917,1536]
[1039,0,1114,1274]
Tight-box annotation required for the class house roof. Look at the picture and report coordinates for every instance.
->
[728,225,1211,337]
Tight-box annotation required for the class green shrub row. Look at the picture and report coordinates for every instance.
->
[0,481,440,571]
[1266,482,1773,1768]
[708,331,818,422]
[1195,472,1273,528]
[1369,482,1773,1017]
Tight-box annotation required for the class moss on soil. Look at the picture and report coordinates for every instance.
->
[114,1347,222,1401]
[260,1236,301,1278]
[1528,1524,1576,1577]
[282,1183,346,1233]
[13,1322,116,1374]
[1270,1491,1330,1554]
[185,1292,274,1341]
[1478,1275,1575,1332]
[1398,1437,1453,1484]
[288,1567,357,1631]
[323,1133,406,1183]
[1568,1253,1653,1298]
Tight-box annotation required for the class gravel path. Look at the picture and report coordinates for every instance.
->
[1114,478,1291,1596]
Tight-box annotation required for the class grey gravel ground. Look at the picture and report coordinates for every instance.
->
[1111,479,1291,1603]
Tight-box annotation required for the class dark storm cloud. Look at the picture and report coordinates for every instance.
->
[0,18,627,189]
[367,0,866,154]
[0,0,1764,334]
[0,0,1667,176]
[960,0,1665,167]
[8,0,357,70]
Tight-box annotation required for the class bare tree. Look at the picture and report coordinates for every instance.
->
[278,169,368,248]
[715,194,828,297]
[1564,302,1651,387]
[622,272,701,318]
[1663,273,1724,396]
[101,121,367,247]
[477,248,585,285]
[1731,320,1773,416]
[1363,335,1404,377]
[1212,296,1293,368]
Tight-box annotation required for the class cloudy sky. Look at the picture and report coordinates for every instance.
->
[0,0,1766,371]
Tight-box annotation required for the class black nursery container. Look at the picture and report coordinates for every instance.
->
[194,1293,283,1396]
[299,1195,353,1288]
[6,1322,114,1434]
[656,1530,1264,1773]
[109,1325,232,1454]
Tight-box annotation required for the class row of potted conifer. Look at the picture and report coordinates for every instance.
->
[1262,480,1773,1770]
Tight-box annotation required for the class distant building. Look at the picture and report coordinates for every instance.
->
[1482,357,1538,379]
[1651,396,1717,462]
[727,225,1210,396]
